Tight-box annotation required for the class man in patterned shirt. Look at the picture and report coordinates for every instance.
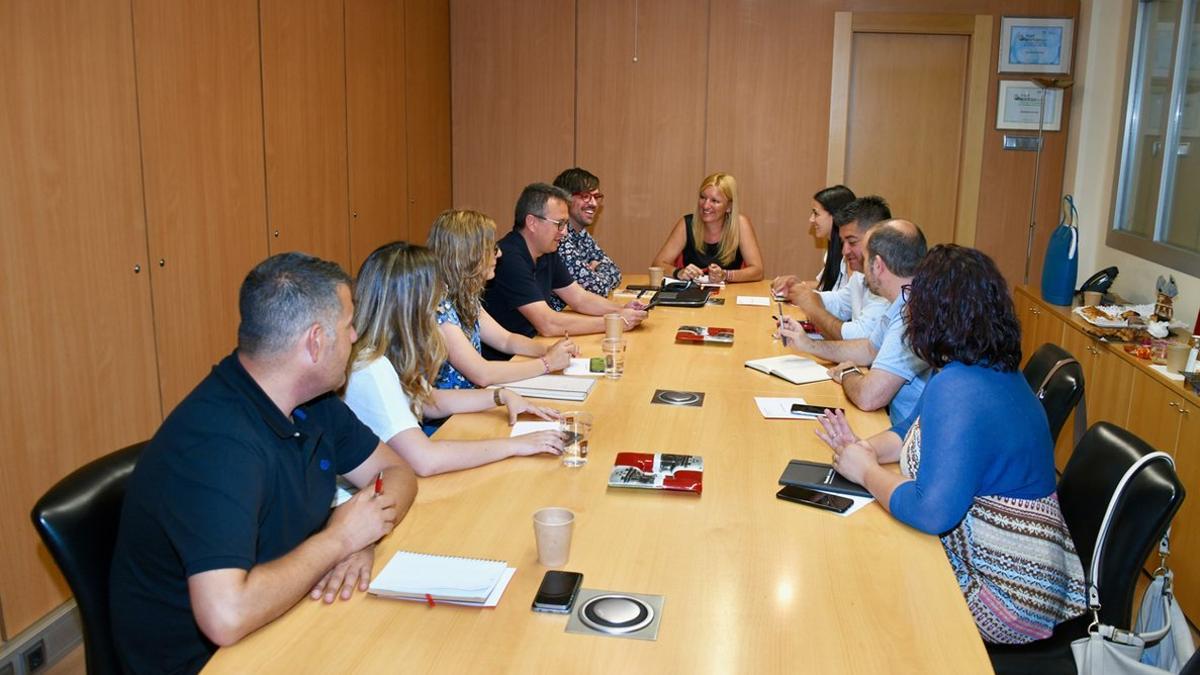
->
[548,167,622,310]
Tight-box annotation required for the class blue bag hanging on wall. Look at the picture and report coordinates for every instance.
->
[1041,195,1079,306]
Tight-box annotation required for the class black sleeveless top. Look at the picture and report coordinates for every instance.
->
[681,214,744,270]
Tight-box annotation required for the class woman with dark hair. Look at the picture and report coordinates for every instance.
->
[814,244,1086,645]
[771,185,855,295]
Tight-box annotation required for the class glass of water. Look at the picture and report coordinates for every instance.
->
[559,411,593,467]
[601,337,626,380]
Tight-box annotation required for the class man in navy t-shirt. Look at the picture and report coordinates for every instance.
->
[109,253,418,674]
[482,183,647,359]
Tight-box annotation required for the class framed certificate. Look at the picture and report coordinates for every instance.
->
[996,80,1062,131]
[999,17,1074,74]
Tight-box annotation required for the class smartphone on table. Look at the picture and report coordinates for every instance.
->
[790,404,844,418]
[531,570,583,613]
[776,485,854,513]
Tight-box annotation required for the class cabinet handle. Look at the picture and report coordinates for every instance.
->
[158,258,165,267]
[273,230,280,238]
[133,264,141,274]
[1168,401,1179,409]
[1182,408,1190,416]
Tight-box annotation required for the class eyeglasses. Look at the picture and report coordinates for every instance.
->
[531,213,570,231]
[901,284,912,302]
[572,190,605,204]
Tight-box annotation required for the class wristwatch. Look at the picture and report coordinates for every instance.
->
[837,366,864,383]
[493,387,506,406]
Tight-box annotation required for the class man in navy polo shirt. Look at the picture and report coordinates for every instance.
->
[482,183,647,359]
[110,253,418,674]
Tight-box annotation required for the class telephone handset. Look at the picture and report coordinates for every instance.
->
[1079,266,1118,295]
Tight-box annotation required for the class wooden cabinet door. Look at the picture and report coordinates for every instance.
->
[0,0,162,636]
[1015,288,1040,368]
[1086,349,1134,430]
[346,0,409,271]
[134,0,271,410]
[1164,399,1198,616]
[261,0,351,270]
[1126,375,1184,454]
[1053,325,1094,470]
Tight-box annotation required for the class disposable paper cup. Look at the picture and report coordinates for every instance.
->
[648,266,664,288]
[533,507,575,567]
[1166,343,1190,373]
[1083,291,1103,307]
[604,313,623,340]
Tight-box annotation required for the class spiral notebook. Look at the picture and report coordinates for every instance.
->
[369,551,514,606]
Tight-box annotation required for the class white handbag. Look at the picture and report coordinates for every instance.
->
[1071,452,1195,674]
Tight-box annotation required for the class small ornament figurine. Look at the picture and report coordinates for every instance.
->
[1154,275,1178,322]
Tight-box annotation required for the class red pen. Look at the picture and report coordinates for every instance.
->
[373,471,383,498]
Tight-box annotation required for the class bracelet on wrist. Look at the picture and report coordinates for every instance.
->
[539,356,551,374]
[493,387,505,406]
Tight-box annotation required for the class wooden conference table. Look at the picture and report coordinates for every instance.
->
[205,279,990,673]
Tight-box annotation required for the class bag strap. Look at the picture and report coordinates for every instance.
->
[1060,194,1078,228]
[1035,356,1080,400]
[1087,451,1175,616]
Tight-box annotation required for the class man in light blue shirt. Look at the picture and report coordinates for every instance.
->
[786,196,891,340]
[778,219,928,425]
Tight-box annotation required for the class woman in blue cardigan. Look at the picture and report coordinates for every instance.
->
[816,244,1087,644]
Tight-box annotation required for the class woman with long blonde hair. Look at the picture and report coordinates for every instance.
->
[427,209,575,389]
[652,172,764,283]
[343,242,564,476]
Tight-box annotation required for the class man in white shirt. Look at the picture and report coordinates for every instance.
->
[774,196,892,340]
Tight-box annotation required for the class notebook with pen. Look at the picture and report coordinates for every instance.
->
[744,355,831,385]
[368,551,513,605]
[778,459,871,498]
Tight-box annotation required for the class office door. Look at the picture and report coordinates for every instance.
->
[827,13,991,247]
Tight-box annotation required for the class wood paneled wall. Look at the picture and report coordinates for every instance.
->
[133,0,271,411]
[450,0,575,232]
[0,0,164,638]
[1,0,450,640]
[261,0,353,270]
[451,0,1079,288]
[404,0,453,244]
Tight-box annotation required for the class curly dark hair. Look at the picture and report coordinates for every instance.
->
[904,244,1021,372]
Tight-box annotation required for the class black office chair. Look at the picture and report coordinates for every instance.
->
[1022,343,1085,448]
[31,441,146,675]
[988,423,1185,674]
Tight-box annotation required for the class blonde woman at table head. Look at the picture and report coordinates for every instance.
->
[652,172,764,283]
[427,209,575,391]
[343,241,565,476]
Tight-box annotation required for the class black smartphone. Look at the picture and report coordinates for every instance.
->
[790,403,844,417]
[531,570,583,613]
[776,485,854,513]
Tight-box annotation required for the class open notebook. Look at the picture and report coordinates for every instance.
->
[369,551,514,605]
[744,355,831,385]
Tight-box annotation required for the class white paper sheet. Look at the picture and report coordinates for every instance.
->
[755,396,816,419]
[736,296,771,306]
[563,358,603,376]
[828,492,875,517]
[510,420,560,437]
